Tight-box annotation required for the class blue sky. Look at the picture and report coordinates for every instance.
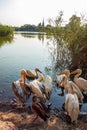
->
[0,0,87,26]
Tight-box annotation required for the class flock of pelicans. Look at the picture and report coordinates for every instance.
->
[12,68,87,125]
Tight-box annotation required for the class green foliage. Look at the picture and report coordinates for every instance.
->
[0,25,14,37]
[63,15,81,47]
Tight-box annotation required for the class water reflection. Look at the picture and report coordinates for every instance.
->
[21,33,36,38]
[0,36,13,48]
[45,37,72,78]
[20,32,45,44]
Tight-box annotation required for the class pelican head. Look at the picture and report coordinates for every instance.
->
[35,68,43,74]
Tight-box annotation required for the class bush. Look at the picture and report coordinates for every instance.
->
[0,25,14,37]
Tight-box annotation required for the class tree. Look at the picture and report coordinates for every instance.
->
[64,15,81,46]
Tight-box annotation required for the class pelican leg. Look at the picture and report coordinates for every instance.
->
[58,88,64,96]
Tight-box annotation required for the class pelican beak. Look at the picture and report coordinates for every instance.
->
[39,74,45,82]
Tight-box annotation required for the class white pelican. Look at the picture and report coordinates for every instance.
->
[56,70,70,96]
[42,75,53,100]
[31,95,49,121]
[26,75,53,102]
[70,69,87,91]
[56,70,84,102]
[26,79,47,102]
[12,69,31,108]
[65,93,80,124]
[26,68,43,79]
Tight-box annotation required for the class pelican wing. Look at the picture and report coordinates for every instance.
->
[13,80,24,96]
[29,80,46,100]
[69,81,84,102]
[32,102,49,121]
[12,81,25,103]
[42,75,52,100]
[44,75,52,91]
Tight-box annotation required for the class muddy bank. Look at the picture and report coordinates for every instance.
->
[0,101,87,130]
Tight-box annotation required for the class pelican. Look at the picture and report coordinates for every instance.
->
[65,93,80,124]
[26,79,47,102]
[31,95,49,121]
[26,75,52,102]
[26,68,43,79]
[56,70,84,102]
[56,70,70,96]
[12,69,31,108]
[42,75,53,100]
[70,69,87,91]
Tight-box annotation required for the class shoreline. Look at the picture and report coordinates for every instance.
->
[0,101,87,130]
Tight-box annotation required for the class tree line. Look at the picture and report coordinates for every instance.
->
[0,25,14,37]
[0,11,87,49]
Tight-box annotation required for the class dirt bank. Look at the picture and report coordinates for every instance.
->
[0,101,87,130]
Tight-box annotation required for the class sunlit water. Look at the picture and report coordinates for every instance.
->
[0,32,87,111]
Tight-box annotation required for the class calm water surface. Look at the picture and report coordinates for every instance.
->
[0,32,87,111]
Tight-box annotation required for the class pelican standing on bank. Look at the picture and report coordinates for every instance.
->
[65,93,80,124]
[56,70,70,96]
[25,74,53,102]
[26,79,47,102]
[56,70,84,102]
[70,69,87,91]
[12,69,31,108]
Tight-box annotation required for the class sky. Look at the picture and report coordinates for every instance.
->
[0,0,87,26]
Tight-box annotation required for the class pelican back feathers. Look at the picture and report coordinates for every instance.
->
[43,75,53,100]
[27,80,47,102]
[12,81,25,104]
[31,96,49,121]
[65,93,80,124]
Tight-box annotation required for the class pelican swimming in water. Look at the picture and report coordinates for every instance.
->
[56,69,84,102]
[31,95,49,121]
[65,93,80,124]
[70,69,87,91]
[26,68,43,79]
[12,69,31,108]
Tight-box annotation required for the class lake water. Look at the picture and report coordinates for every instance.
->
[0,32,87,111]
